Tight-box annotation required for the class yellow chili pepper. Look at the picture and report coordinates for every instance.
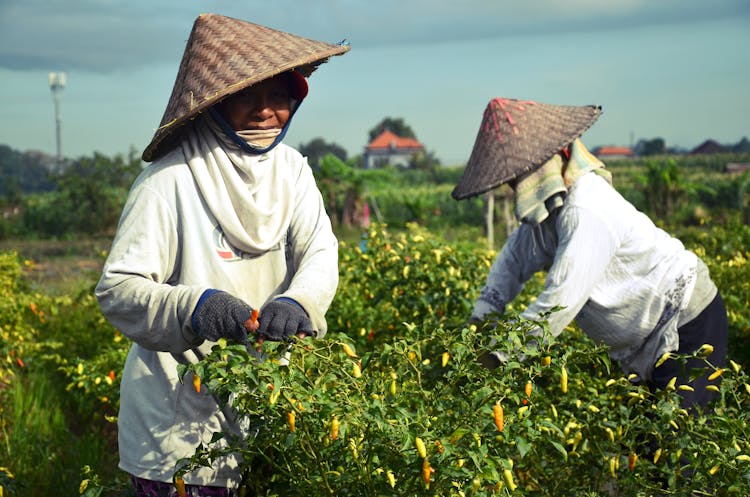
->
[653,448,662,464]
[697,343,714,357]
[666,376,677,391]
[654,351,672,368]
[442,352,450,367]
[330,417,340,440]
[342,343,358,358]
[605,427,615,443]
[502,468,517,492]
[386,470,396,488]
[415,437,427,458]
[288,411,296,432]
[352,362,362,378]
[561,366,568,393]
[730,359,742,374]
[708,368,723,381]
[471,477,481,493]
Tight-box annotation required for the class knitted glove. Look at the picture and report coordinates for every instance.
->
[191,290,255,343]
[257,298,313,342]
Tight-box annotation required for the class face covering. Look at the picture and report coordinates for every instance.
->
[513,139,612,225]
[236,128,282,148]
[208,96,302,155]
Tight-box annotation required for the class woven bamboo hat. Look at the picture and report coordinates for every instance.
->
[452,98,601,200]
[142,13,350,162]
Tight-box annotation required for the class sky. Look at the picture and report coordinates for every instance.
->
[1,0,749,166]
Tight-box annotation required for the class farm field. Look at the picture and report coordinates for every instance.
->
[1,154,750,496]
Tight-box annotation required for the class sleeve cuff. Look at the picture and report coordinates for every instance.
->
[275,296,309,316]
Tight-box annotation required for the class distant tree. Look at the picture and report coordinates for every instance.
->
[0,145,56,199]
[23,149,143,236]
[313,154,364,229]
[732,137,750,153]
[368,118,416,142]
[298,138,348,169]
[639,138,667,156]
[408,149,441,172]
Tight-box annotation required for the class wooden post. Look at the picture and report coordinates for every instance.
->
[486,192,494,250]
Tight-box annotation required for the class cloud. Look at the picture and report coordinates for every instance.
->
[0,0,747,73]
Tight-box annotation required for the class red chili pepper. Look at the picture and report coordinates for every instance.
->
[244,309,259,330]
[628,452,638,471]
[422,459,434,488]
[523,380,532,405]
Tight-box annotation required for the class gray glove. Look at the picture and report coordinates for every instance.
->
[191,290,255,343]
[257,298,313,342]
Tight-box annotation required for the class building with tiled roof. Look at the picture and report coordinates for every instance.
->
[690,139,728,155]
[592,146,634,160]
[364,129,424,169]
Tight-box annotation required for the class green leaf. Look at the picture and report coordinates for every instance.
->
[515,436,531,458]
[549,440,568,461]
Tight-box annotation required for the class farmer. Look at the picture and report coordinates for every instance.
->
[452,97,728,412]
[95,14,348,496]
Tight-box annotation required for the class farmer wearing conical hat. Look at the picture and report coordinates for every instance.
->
[454,98,727,411]
[95,14,348,494]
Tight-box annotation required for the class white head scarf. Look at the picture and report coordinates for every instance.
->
[182,114,294,255]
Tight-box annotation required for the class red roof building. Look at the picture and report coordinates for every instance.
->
[364,129,424,168]
[593,146,634,160]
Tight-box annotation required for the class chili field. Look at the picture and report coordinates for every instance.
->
[1,219,750,496]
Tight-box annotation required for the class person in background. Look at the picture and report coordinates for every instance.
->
[95,13,348,496]
[452,97,728,414]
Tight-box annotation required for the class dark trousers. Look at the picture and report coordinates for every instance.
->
[649,292,728,409]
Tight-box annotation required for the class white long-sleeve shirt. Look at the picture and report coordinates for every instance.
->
[95,143,338,487]
[473,173,716,380]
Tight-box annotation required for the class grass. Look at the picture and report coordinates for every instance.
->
[3,371,115,496]
[0,238,108,295]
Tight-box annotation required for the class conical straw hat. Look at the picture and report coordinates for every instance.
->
[452,98,601,200]
[142,13,350,162]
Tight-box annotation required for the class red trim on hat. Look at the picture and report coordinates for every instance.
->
[286,70,309,101]
[561,145,571,160]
